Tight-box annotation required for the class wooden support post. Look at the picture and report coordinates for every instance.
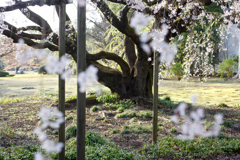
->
[152,51,159,144]
[58,2,66,160]
[77,1,86,160]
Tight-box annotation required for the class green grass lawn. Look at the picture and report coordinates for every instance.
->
[0,72,75,97]
[1,74,240,159]
[1,73,240,107]
[0,72,110,104]
[158,78,240,107]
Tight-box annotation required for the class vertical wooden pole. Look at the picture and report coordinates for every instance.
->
[58,2,66,160]
[152,51,159,144]
[77,0,86,160]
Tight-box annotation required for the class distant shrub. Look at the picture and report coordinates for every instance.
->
[217,103,228,108]
[0,70,9,77]
[171,62,184,80]
[163,96,171,101]
[38,65,47,74]
[158,98,178,108]
[218,56,238,78]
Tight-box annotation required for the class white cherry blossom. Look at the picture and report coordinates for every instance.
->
[34,152,45,160]
[38,107,51,121]
[77,65,98,93]
[214,114,223,125]
[41,140,64,153]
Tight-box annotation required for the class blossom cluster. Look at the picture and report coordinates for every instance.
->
[171,102,223,140]
[15,39,48,65]
[130,12,177,63]
[127,0,146,11]
[14,38,99,92]
[44,54,99,92]
[77,65,98,93]
[34,107,65,160]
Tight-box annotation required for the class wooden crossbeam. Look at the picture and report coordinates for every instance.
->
[0,0,72,12]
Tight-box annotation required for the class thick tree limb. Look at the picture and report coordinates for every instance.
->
[18,26,42,32]
[20,8,53,34]
[107,0,127,5]
[120,5,130,23]
[0,0,72,12]
[107,0,161,6]
[87,60,126,94]
[4,21,48,40]
[125,36,136,69]
[3,29,58,51]
[87,51,130,78]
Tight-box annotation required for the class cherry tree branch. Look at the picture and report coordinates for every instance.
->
[87,51,130,78]
[3,29,58,51]
[0,0,71,12]
[91,0,140,46]
[20,8,53,34]
[18,26,42,32]
[4,21,48,40]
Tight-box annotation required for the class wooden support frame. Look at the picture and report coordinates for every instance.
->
[77,1,86,159]
[152,50,159,144]
[58,1,66,160]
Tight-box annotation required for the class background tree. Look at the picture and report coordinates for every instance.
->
[0,0,214,99]
[0,37,14,58]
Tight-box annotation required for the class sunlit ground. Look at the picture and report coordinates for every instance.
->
[0,72,240,107]
[158,78,240,107]
[0,71,110,104]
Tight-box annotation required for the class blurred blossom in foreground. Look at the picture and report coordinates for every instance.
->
[77,65,98,93]
[191,94,197,105]
[78,0,85,7]
[34,107,65,159]
[171,101,223,140]
[34,152,44,160]
[45,55,71,75]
